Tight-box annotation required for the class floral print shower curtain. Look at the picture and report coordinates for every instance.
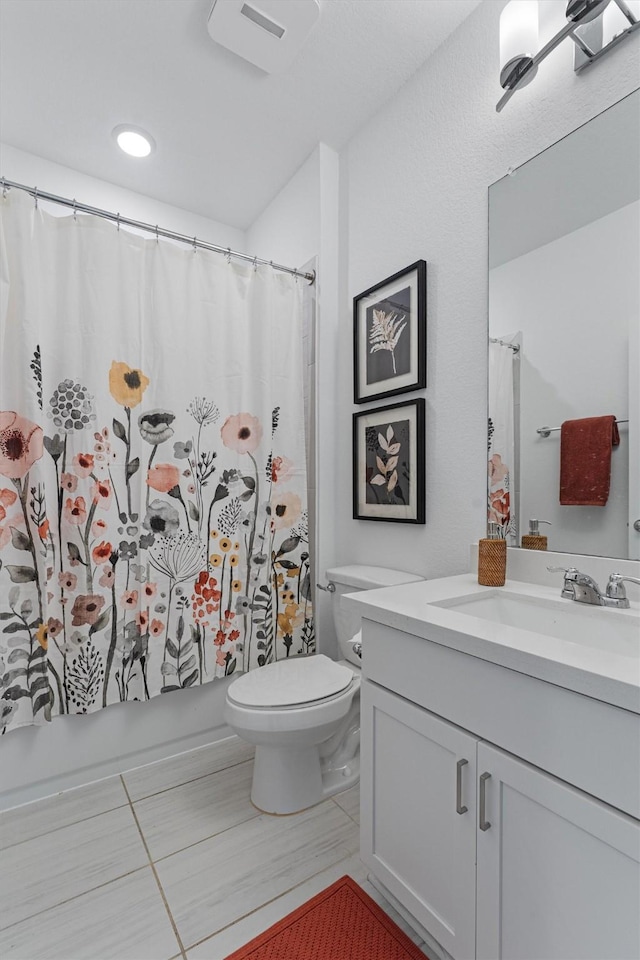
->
[0,191,313,735]
[488,339,516,543]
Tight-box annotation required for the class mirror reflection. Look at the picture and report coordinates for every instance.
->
[488,89,639,561]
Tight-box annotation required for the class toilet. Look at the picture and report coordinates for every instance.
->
[224,564,423,814]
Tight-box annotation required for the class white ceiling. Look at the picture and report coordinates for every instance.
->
[0,0,481,229]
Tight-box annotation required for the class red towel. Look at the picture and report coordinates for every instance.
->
[559,416,620,506]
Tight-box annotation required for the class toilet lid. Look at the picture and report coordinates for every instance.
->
[227,655,354,708]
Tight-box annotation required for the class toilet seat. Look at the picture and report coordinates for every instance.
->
[227,654,354,709]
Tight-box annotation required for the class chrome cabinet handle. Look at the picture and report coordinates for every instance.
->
[456,759,468,815]
[479,772,491,831]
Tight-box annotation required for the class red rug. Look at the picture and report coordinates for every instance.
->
[225,875,428,960]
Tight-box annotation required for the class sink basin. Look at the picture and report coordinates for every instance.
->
[432,591,639,659]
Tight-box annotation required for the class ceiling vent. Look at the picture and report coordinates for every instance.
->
[207,0,320,74]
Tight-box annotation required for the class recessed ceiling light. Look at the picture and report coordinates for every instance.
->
[112,125,156,158]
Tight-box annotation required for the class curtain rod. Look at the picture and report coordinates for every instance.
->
[0,178,316,285]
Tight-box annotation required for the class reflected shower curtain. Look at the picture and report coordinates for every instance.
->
[0,191,313,735]
[488,340,516,543]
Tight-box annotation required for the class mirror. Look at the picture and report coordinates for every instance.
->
[488,89,639,561]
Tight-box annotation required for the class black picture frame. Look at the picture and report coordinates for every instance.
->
[353,259,426,404]
[353,398,425,524]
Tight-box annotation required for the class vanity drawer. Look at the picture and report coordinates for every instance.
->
[362,618,640,819]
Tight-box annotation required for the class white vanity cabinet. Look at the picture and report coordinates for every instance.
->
[360,620,640,960]
[361,681,478,958]
[475,742,640,960]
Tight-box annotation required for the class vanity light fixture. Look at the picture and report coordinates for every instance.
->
[497,0,640,112]
[112,125,156,158]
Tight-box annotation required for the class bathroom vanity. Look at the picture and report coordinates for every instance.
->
[345,570,640,960]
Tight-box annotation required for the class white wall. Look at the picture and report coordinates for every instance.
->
[0,144,243,809]
[246,148,321,269]
[248,144,342,657]
[334,1,639,580]
[490,202,638,558]
[0,143,245,251]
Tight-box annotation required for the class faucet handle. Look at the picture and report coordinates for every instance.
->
[606,573,640,599]
[547,566,578,599]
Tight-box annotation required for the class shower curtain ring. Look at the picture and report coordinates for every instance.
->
[73,199,77,221]
[226,247,232,264]
[34,187,38,209]
[1,178,6,199]
[193,236,197,253]
[155,224,159,244]
[253,256,258,272]
[116,212,120,231]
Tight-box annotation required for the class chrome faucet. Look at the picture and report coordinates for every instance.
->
[548,567,640,609]
[605,574,640,609]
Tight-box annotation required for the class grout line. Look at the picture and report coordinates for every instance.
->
[0,797,130,854]
[150,807,263,866]
[331,792,360,827]
[147,792,351,868]
[0,865,150,934]
[124,752,255,804]
[183,849,363,954]
[120,775,188,960]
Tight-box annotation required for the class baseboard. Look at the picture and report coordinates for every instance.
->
[0,723,234,812]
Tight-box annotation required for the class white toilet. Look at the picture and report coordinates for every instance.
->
[224,564,423,814]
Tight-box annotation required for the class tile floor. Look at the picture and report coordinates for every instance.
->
[0,736,429,959]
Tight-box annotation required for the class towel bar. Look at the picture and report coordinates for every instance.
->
[537,419,628,438]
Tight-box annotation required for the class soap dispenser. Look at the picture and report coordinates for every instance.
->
[521,519,551,551]
[478,521,506,587]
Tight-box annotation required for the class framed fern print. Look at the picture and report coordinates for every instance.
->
[353,260,426,403]
[353,398,425,523]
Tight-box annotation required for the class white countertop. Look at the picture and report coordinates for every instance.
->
[343,574,640,714]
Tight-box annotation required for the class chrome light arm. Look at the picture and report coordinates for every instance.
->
[497,0,640,113]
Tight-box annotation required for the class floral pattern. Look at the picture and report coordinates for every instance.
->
[0,354,313,735]
[487,434,514,539]
[0,412,44,478]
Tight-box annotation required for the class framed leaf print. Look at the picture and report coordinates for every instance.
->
[353,399,425,523]
[353,260,426,403]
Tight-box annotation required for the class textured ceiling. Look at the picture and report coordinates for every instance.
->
[0,0,481,229]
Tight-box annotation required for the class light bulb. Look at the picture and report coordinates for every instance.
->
[500,1,539,89]
[112,125,155,158]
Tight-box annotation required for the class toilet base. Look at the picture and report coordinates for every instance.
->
[251,742,360,815]
[251,743,324,814]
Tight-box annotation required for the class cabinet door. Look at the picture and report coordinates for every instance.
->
[476,741,640,960]
[361,681,478,960]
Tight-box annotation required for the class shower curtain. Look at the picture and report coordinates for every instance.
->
[0,191,313,736]
[488,339,516,543]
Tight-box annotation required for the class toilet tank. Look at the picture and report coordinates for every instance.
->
[326,565,423,662]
